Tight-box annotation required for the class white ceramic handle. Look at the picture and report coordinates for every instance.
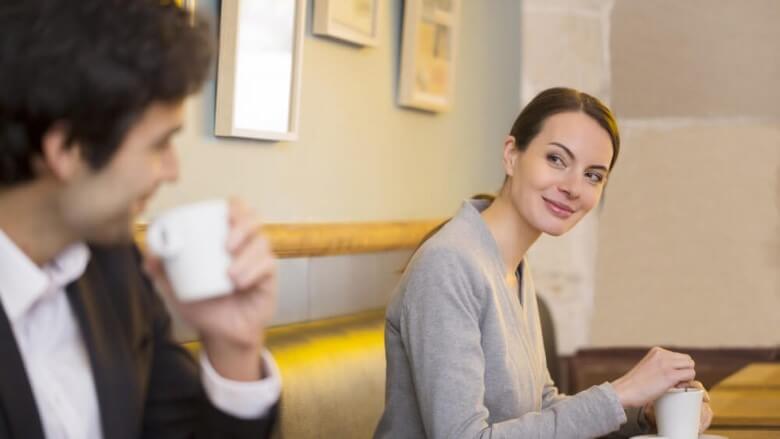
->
[146,221,183,258]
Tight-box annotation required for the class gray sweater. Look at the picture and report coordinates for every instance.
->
[374,200,646,439]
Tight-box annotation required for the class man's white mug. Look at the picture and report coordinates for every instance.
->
[146,199,234,302]
[654,388,703,439]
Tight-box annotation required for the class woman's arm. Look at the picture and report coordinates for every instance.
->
[398,249,627,439]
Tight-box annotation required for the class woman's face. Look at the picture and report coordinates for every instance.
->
[503,111,614,236]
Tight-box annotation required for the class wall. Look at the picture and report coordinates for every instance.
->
[591,0,780,348]
[149,0,521,222]
[521,0,614,355]
[153,0,523,332]
[521,0,779,353]
[158,0,779,346]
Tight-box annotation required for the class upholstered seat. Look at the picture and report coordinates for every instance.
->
[185,305,564,438]
[266,310,386,438]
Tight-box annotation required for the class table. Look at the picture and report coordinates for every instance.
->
[709,388,780,428]
[709,363,780,428]
[705,428,780,439]
[715,363,780,390]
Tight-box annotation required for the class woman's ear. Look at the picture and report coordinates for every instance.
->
[503,136,519,177]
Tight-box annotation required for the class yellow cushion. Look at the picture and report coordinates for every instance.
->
[184,310,386,438]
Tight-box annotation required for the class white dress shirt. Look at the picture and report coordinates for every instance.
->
[0,229,281,439]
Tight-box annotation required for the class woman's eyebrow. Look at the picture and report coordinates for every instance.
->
[549,141,609,171]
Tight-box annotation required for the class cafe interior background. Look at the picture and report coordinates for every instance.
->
[145,0,779,435]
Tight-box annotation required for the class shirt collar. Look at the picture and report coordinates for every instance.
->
[0,228,90,323]
[457,197,526,276]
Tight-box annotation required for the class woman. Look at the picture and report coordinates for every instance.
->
[374,88,712,438]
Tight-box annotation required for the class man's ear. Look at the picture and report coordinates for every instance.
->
[37,123,84,181]
[502,136,519,177]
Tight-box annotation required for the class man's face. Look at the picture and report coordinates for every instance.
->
[59,101,184,244]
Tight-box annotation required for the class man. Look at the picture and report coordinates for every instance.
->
[0,0,280,437]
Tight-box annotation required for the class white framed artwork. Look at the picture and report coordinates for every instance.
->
[398,0,460,112]
[313,0,379,47]
[215,0,306,141]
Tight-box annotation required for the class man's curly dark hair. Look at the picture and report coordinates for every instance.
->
[0,0,214,186]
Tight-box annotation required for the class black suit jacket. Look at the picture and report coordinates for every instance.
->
[0,245,278,438]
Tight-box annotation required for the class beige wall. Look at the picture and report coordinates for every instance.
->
[591,0,780,347]
[521,0,614,355]
[148,0,521,222]
[521,0,779,351]
[157,0,523,334]
[161,0,779,346]
[610,0,780,119]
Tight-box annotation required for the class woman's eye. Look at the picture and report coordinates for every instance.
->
[586,172,604,184]
[547,154,565,167]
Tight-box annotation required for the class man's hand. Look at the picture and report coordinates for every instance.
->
[144,199,278,381]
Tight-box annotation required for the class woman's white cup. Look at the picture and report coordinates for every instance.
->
[146,199,234,302]
[653,388,703,439]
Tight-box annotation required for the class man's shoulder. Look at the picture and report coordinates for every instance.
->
[88,242,140,261]
[85,243,145,278]
[80,243,152,311]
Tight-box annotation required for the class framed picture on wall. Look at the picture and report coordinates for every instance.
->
[398,0,460,112]
[313,0,379,47]
[215,0,306,141]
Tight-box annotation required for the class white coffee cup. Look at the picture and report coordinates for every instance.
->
[146,199,234,302]
[653,388,703,439]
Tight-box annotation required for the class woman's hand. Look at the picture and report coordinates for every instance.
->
[611,347,696,408]
[642,380,713,432]
[682,381,713,432]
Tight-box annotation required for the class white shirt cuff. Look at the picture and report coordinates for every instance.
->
[199,349,282,419]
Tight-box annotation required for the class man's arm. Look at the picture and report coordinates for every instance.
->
[138,265,279,439]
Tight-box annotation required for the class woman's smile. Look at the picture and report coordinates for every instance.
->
[542,196,575,219]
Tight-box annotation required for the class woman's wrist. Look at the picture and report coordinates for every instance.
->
[611,376,635,408]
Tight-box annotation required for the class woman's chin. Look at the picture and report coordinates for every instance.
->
[538,221,574,237]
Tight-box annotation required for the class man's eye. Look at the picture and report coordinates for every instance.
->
[154,139,172,152]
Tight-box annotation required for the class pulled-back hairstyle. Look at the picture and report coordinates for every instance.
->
[0,0,214,186]
[408,88,620,260]
[509,87,620,170]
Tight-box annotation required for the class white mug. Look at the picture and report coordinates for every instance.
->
[654,388,703,439]
[146,199,234,302]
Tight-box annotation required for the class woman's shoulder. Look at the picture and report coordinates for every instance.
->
[412,217,485,274]
[393,218,494,307]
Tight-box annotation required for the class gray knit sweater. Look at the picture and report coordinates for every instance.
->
[374,200,646,439]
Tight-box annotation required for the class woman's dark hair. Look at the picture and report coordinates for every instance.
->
[0,0,214,186]
[509,87,620,171]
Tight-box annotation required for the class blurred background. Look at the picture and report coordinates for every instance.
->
[151,0,778,397]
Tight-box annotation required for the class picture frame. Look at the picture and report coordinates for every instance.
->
[215,0,306,141]
[313,0,379,47]
[398,0,460,112]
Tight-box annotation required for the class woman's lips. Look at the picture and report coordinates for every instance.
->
[543,197,575,219]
